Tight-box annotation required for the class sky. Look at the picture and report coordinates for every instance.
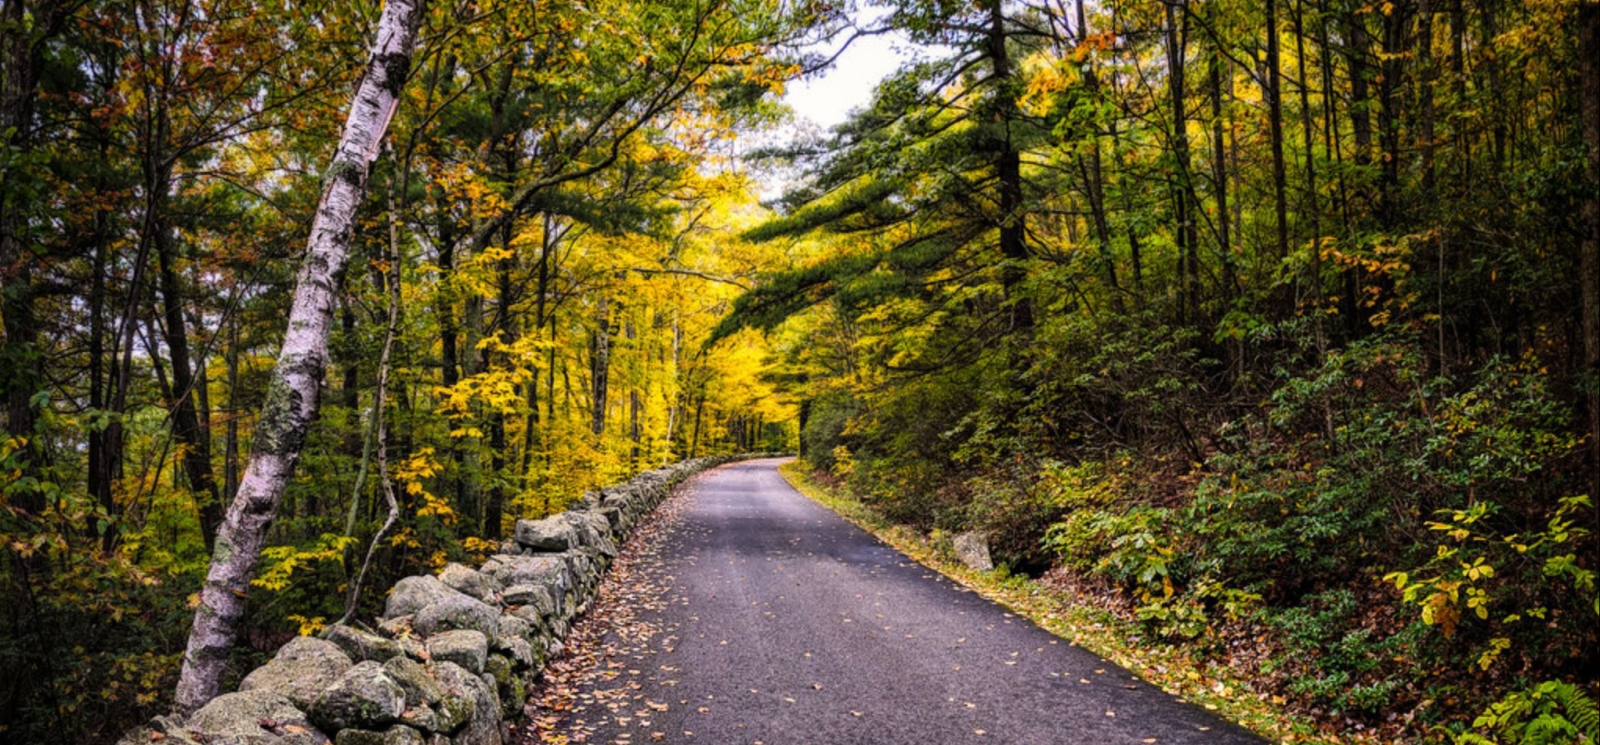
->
[780,24,909,130]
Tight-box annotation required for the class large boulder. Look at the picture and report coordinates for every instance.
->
[187,690,327,745]
[309,661,406,733]
[563,511,617,556]
[431,662,501,745]
[426,630,488,674]
[511,516,578,551]
[382,657,445,708]
[240,637,353,709]
[321,624,404,663]
[499,584,553,615]
[952,531,995,571]
[437,563,498,602]
[385,576,463,620]
[480,555,568,600]
[413,594,499,646]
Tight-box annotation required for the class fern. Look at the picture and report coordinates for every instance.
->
[1457,680,1599,744]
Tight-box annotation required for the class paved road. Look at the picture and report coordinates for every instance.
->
[526,458,1264,745]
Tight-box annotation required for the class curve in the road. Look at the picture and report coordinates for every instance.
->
[523,457,1265,745]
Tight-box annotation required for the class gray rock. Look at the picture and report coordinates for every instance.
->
[385,576,464,620]
[382,657,445,707]
[597,505,623,529]
[186,690,328,745]
[322,624,404,663]
[497,635,536,669]
[240,637,354,709]
[397,706,438,734]
[396,635,426,661]
[426,630,488,674]
[511,516,577,551]
[952,531,995,571]
[432,662,500,745]
[377,615,413,638]
[505,605,551,638]
[500,583,554,614]
[413,594,499,645]
[437,563,497,602]
[483,655,523,718]
[496,615,530,643]
[480,555,568,598]
[309,661,406,732]
[334,726,423,745]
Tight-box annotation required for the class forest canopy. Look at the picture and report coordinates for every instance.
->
[1,0,1598,742]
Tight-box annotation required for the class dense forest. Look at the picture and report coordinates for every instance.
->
[1,0,1598,741]
[0,0,805,738]
[718,0,1600,741]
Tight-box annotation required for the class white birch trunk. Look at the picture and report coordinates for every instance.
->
[172,0,426,713]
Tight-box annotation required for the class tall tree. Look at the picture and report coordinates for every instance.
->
[173,0,426,711]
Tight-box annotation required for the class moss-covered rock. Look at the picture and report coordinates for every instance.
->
[413,595,499,645]
[385,576,464,620]
[322,624,404,663]
[431,662,499,745]
[309,661,406,733]
[240,637,353,709]
[188,690,328,745]
[426,630,488,674]
[437,563,498,602]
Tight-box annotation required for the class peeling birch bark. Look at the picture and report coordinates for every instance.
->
[172,0,426,714]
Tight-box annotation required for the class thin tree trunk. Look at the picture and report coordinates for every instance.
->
[173,0,424,712]
[224,319,240,503]
[154,202,223,549]
[1208,10,1237,297]
[1294,0,1321,302]
[1166,1,1198,319]
[1267,0,1290,259]
[341,175,406,624]
[591,298,611,436]
[1417,0,1436,200]
[986,0,1030,331]
[1579,2,1600,513]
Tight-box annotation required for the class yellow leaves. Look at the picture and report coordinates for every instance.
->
[1018,51,1080,116]
[287,614,327,636]
[1477,637,1511,670]
[398,448,457,526]
[252,534,358,592]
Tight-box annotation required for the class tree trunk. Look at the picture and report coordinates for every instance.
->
[1378,2,1407,226]
[1579,1,1600,511]
[173,0,425,712]
[1166,1,1198,319]
[1209,10,1237,297]
[1267,0,1290,259]
[154,198,223,549]
[0,0,59,512]
[1294,0,1321,301]
[1417,0,1436,200]
[591,298,611,436]
[986,0,1031,331]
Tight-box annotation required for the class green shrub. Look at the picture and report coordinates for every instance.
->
[1455,680,1599,745]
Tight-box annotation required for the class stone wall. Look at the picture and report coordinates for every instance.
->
[121,454,784,745]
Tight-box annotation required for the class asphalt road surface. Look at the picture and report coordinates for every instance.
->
[525,458,1265,745]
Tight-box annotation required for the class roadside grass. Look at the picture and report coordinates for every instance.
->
[778,460,1386,745]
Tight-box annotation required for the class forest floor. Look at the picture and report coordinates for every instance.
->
[519,458,1262,744]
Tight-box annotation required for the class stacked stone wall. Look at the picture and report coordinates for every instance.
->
[120,454,786,745]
